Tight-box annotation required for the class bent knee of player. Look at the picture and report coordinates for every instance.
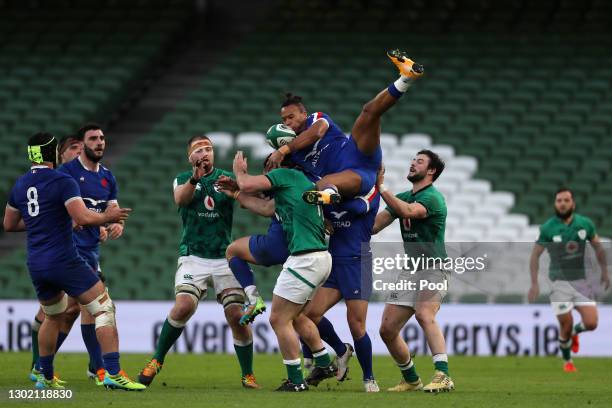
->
[63,302,81,324]
[170,300,196,322]
[347,316,366,338]
[584,318,598,331]
[379,323,399,343]
[414,310,436,327]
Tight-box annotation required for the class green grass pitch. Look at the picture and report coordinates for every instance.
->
[1,353,611,407]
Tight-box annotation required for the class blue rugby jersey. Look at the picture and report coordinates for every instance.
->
[7,166,82,269]
[59,157,118,252]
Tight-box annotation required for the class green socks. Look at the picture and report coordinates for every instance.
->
[153,318,184,364]
[234,339,254,377]
[312,348,331,367]
[559,338,572,362]
[284,359,304,384]
[399,358,419,382]
[433,353,449,375]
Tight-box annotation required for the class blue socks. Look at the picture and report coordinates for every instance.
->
[103,352,120,375]
[301,338,313,359]
[34,331,68,371]
[387,83,404,99]
[39,355,54,380]
[317,317,347,357]
[354,333,374,380]
[81,324,104,372]
[229,256,255,288]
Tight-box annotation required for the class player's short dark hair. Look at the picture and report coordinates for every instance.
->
[28,132,55,147]
[58,135,79,154]
[417,149,445,181]
[555,188,574,200]
[187,134,211,146]
[281,93,306,112]
[76,123,102,141]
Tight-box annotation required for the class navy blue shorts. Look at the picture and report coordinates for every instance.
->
[327,137,382,196]
[28,257,100,301]
[323,255,372,301]
[249,229,290,267]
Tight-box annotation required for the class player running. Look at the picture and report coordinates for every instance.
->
[268,49,423,205]
[4,132,142,390]
[373,150,454,393]
[138,135,259,389]
[233,151,337,391]
[528,188,609,372]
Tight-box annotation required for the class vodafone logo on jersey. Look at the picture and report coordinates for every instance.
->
[204,195,215,211]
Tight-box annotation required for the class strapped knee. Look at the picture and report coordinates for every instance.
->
[219,289,245,310]
[41,294,68,316]
[84,289,116,329]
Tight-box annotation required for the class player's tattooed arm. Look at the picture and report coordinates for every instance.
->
[233,151,273,194]
[528,244,545,302]
[590,235,610,290]
[266,120,328,170]
[3,205,26,232]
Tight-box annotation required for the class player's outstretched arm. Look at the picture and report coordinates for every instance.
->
[528,244,545,302]
[217,174,276,217]
[266,120,328,170]
[590,235,610,290]
[233,151,272,194]
[66,198,131,226]
[3,205,26,232]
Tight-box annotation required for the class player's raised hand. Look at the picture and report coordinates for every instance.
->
[527,283,539,303]
[192,158,206,181]
[104,205,132,223]
[233,151,248,174]
[266,150,284,171]
[215,175,239,197]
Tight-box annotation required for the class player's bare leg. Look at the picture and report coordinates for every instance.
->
[557,310,577,372]
[379,304,423,391]
[303,288,355,382]
[75,281,145,390]
[572,305,598,354]
[303,50,423,205]
[222,289,260,389]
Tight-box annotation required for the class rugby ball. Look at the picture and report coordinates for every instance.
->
[266,124,296,149]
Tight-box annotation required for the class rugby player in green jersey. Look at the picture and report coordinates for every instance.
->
[138,136,259,389]
[373,149,454,393]
[528,188,609,372]
[232,150,337,392]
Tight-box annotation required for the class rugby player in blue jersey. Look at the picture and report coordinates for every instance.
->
[4,132,143,390]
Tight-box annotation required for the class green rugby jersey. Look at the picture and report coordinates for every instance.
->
[265,168,327,255]
[537,213,596,281]
[173,167,234,259]
[385,184,447,259]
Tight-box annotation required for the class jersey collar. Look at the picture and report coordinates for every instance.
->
[78,155,100,173]
[412,183,433,195]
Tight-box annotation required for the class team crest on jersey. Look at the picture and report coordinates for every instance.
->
[204,195,215,211]
[101,178,108,187]
[566,240,579,254]
[578,229,587,240]
[402,218,412,230]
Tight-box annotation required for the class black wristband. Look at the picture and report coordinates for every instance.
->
[189,177,198,185]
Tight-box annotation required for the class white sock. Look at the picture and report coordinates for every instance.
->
[244,285,259,304]
[394,75,413,93]
[432,353,448,363]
